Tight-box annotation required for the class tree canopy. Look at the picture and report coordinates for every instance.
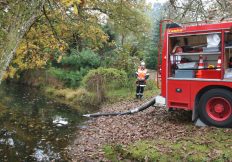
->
[164,0,232,22]
[1,0,152,79]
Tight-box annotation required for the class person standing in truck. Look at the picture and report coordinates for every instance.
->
[135,61,149,99]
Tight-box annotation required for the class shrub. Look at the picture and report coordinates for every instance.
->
[48,68,88,87]
[104,48,140,74]
[48,49,101,88]
[82,67,128,102]
[61,49,100,70]
[72,88,98,107]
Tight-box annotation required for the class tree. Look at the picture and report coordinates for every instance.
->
[3,0,152,78]
[164,0,232,22]
[0,0,46,82]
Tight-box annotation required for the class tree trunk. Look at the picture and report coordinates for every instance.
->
[0,0,46,82]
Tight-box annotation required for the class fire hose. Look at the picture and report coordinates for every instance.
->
[83,96,156,118]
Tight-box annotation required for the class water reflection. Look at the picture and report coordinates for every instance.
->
[53,116,69,127]
[0,83,86,161]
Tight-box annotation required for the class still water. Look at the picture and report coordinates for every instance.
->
[0,83,88,161]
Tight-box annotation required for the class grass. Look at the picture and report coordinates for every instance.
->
[103,145,119,162]
[106,79,159,102]
[44,86,98,112]
[103,129,232,162]
[44,79,160,110]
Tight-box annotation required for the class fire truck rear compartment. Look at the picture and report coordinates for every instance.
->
[169,30,232,126]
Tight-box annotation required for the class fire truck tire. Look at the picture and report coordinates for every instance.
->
[198,89,232,127]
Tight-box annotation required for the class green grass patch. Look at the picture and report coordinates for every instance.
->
[103,145,119,162]
[127,141,161,161]
[103,130,232,162]
[106,79,159,103]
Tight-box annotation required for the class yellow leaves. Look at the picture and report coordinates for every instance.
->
[4,22,68,79]
[13,41,48,71]
[60,0,86,7]
[58,40,68,52]
[60,0,82,14]
[2,66,18,80]
[57,55,63,63]
[74,22,109,49]
[8,66,16,78]
[61,0,77,7]
[35,59,47,67]
[73,4,78,15]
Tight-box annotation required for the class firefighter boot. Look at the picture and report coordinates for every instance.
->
[136,94,139,99]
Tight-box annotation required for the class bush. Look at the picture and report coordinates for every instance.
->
[104,48,140,74]
[72,88,98,107]
[83,67,128,102]
[61,49,100,70]
[49,49,101,88]
[48,67,88,87]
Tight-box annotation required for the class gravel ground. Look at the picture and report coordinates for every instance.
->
[67,98,231,161]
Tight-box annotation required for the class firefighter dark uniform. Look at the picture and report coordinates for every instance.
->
[135,63,149,99]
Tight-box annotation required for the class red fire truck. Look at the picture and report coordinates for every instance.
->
[156,19,232,127]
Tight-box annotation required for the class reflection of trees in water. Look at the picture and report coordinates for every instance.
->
[0,84,80,161]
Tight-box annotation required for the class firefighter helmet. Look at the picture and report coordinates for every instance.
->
[141,61,145,66]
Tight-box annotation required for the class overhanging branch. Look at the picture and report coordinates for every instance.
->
[42,5,60,42]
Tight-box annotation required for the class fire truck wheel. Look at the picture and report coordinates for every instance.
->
[199,89,232,127]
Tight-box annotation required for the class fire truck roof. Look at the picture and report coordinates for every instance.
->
[166,20,232,36]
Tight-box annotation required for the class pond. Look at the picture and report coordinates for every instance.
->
[0,83,90,161]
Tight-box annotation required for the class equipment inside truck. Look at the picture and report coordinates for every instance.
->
[169,32,232,79]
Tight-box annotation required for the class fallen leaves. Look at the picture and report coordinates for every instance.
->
[67,98,232,161]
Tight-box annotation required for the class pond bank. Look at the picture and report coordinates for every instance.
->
[67,98,232,161]
[42,77,158,113]
[43,86,99,113]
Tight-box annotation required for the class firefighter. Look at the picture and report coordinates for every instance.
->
[135,61,149,99]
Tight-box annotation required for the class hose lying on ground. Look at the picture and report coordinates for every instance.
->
[83,96,156,117]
